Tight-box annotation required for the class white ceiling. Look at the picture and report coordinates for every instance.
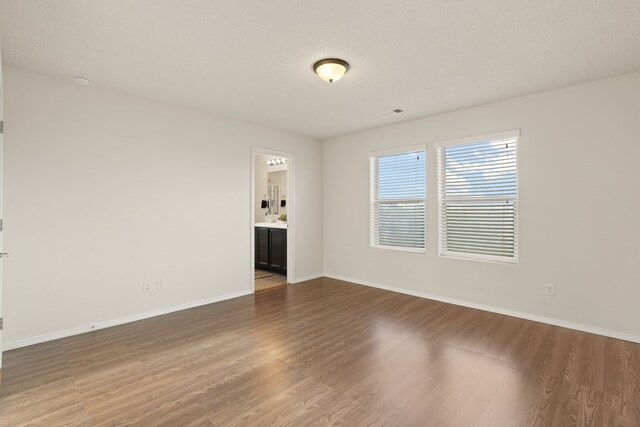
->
[1,0,640,139]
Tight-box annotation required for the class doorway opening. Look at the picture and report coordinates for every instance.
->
[250,148,293,292]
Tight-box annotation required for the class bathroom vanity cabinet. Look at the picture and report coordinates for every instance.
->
[255,225,287,275]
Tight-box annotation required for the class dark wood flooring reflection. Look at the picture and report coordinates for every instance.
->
[255,269,287,292]
[1,277,639,426]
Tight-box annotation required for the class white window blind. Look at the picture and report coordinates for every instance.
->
[369,149,426,252]
[437,131,519,262]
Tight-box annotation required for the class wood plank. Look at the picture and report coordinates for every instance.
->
[1,277,639,426]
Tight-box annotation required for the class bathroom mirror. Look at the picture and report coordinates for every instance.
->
[268,183,281,215]
[268,170,287,217]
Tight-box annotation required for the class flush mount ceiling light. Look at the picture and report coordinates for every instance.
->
[267,158,287,166]
[313,58,350,83]
[74,75,91,86]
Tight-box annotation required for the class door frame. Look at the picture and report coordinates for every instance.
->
[250,147,295,292]
[0,54,4,374]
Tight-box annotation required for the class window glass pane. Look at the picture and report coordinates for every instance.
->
[443,201,515,257]
[439,135,518,262]
[370,149,426,251]
[378,151,425,200]
[444,139,516,198]
[377,202,425,248]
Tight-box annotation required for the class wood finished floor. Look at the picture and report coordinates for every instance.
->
[1,277,639,426]
[255,269,287,292]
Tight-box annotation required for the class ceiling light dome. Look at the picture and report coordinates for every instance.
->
[313,58,350,83]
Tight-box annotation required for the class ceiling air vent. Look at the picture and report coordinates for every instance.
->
[377,108,405,118]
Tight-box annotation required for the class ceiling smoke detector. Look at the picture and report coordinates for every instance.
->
[74,75,91,86]
[377,108,405,118]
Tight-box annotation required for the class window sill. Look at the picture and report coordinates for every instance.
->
[439,251,518,265]
[371,244,426,254]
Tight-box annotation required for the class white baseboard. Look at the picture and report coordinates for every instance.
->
[4,289,252,351]
[6,275,638,350]
[324,273,640,344]
[292,273,324,284]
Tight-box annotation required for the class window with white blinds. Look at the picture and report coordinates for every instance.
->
[369,148,426,252]
[437,131,519,263]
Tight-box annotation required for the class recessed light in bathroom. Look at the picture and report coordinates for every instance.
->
[267,158,287,166]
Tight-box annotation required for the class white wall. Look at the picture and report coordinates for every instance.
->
[5,65,639,348]
[323,72,640,339]
[2,67,323,347]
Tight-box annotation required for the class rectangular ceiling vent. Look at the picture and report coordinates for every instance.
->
[377,108,405,118]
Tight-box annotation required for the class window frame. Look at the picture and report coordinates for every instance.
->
[435,130,520,264]
[368,144,427,254]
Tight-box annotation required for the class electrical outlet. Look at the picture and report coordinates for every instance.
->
[545,283,555,296]
[156,280,165,291]
[143,282,152,293]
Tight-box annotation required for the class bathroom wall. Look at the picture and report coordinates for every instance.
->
[254,154,288,221]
